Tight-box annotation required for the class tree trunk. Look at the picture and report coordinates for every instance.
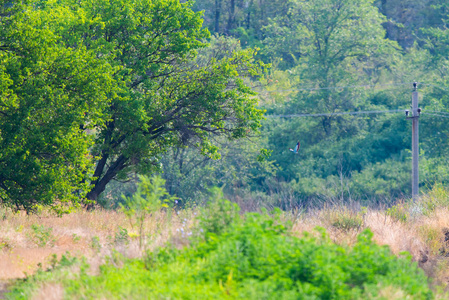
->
[215,0,222,33]
[86,154,128,202]
[227,0,235,34]
[246,0,253,29]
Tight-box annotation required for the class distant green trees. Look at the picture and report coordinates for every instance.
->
[183,0,449,205]
[376,0,449,48]
[261,0,405,202]
[192,0,288,48]
[194,0,449,52]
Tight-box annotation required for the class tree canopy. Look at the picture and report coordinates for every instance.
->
[0,1,113,211]
[0,0,265,210]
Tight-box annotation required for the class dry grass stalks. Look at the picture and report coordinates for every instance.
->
[31,283,64,300]
[0,208,195,281]
[1,196,448,294]
[291,203,449,291]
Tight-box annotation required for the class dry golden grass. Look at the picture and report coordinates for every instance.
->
[290,203,449,291]
[1,196,448,296]
[0,207,196,281]
[31,283,64,300]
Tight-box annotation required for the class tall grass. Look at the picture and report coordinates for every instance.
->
[0,207,196,280]
[1,184,449,297]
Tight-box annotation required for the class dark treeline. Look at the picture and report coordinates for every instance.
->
[193,0,449,51]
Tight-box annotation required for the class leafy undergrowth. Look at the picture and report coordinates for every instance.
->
[6,198,436,299]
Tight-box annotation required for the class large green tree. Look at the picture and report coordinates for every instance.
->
[51,0,265,202]
[0,0,265,209]
[0,1,112,211]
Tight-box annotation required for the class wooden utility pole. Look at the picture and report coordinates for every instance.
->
[410,82,420,201]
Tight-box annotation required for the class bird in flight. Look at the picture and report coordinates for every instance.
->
[289,141,300,154]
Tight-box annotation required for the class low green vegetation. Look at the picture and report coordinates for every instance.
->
[120,175,175,249]
[330,207,367,232]
[27,225,55,248]
[7,195,434,299]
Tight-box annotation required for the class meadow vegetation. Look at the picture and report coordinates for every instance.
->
[1,182,449,299]
[2,0,449,298]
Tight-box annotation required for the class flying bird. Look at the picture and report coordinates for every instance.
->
[289,141,300,154]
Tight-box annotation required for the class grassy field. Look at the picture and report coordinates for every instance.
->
[1,188,449,299]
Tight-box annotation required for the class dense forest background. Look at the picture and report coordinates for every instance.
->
[100,0,449,209]
[3,0,449,211]
[142,0,449,209]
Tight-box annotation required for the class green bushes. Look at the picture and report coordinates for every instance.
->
[120,175,175,249]
[28,225,55,248]
[385,184,449,223]
[328,207,367,231]
[7,197,434,299]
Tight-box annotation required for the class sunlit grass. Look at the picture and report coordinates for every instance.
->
[0,207,196,280]
[1,187,448,297]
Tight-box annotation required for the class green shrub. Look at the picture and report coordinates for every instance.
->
[72,233,81,243]
[196,187,240,239]
[56,208,432,298]
[420,183,449,214]
[114,226,129,246]
[120,175,174,249]
[90,236,101,253]
[28,225,55,247]
[386,201,410,222]
[7,198,434,299]
[330,207,366,231]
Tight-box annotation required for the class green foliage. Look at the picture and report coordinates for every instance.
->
[382,0,449,49]
[62,218,431,299]
[74,1,267,201]
[386,184,449,223]
[90,236,101,253]
[196,187,240,239]
[158,135,277,207]
[419,183,449,214]
[28,225,55,248]
[192,0,287,51]
[114,226,130,246]
[0,0,267,208]
[72,234,81,243]
[330,207,367,231]
[250,0,425,206]
[120,175,174,248]
[386,201,410,223]
[2,0,449,224]
[350,159,411,201]
[9,199,434,299]
[0,0,111,211]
